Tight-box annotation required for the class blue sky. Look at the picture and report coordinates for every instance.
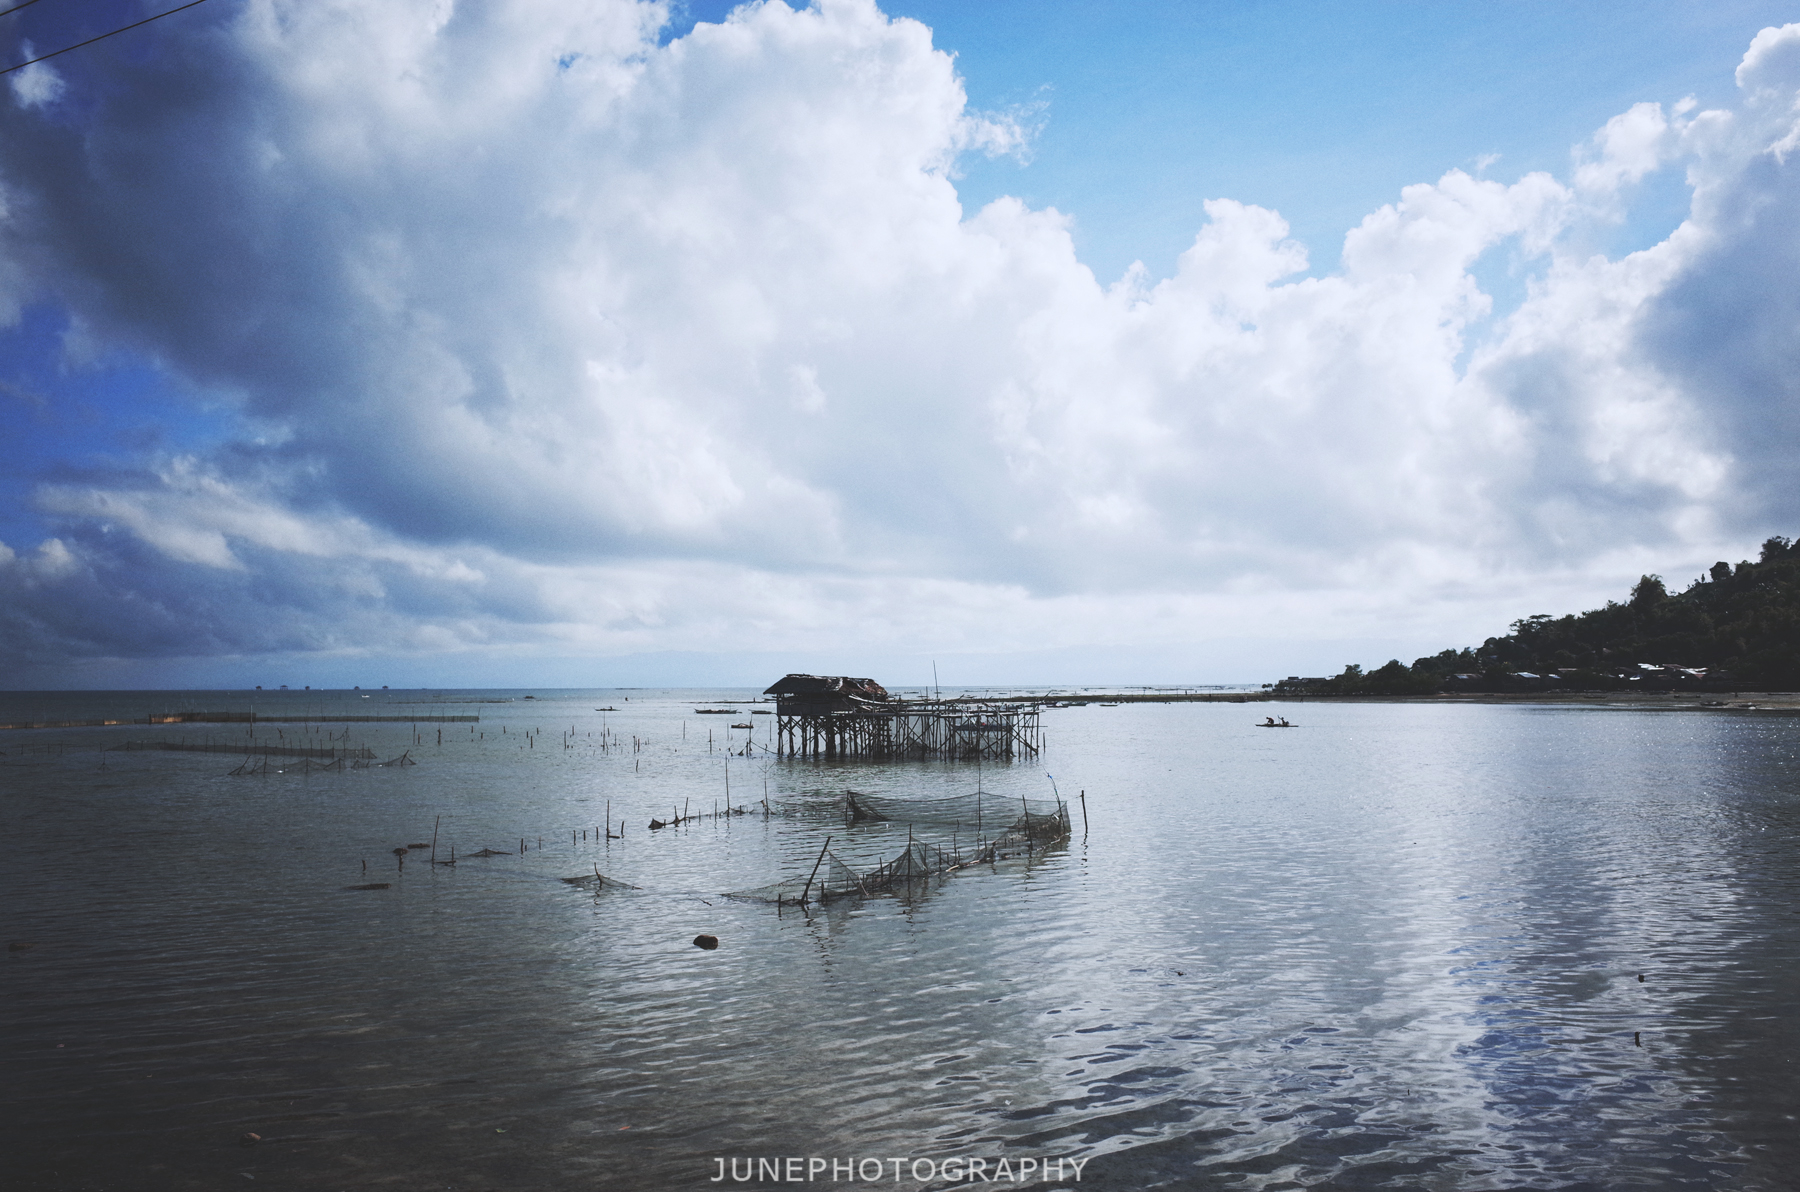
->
[4,0,1800,689]
[675,0,1797,279]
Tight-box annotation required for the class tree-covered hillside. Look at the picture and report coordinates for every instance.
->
[1279,535,1800,695]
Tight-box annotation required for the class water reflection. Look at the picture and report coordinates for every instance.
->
[3,692,1797,1188]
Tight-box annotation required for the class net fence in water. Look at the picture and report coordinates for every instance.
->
[228,750,414,775]
[842,790,1068,839]
[560,868,643,892]
[745,788,1065,827]
[724,793,1072,905]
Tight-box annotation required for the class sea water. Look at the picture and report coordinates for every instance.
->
[3,690,1797,1190]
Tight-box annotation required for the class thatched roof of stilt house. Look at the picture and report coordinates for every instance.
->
[763,674,889,714]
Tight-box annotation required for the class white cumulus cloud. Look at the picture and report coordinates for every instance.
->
[3,3,1800,681]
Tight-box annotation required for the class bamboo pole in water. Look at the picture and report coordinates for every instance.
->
[800,835,833,907]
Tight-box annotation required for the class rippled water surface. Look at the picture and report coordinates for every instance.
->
[4,690,1799,1191]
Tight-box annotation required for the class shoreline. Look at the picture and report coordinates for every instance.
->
[1268,691,1800,710]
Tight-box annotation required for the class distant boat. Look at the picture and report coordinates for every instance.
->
[1098,702,1121,707]
[694,709,735,715]
[730,722,753,729]
[750,709,772,715]
[595,706,617,711]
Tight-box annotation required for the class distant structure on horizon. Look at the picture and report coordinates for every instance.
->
[763,674,1040,761]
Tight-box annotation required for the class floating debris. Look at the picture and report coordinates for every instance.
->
[344,882,391,891]
[465,848,512,858]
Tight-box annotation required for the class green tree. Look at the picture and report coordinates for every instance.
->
[1630,575,1667,608]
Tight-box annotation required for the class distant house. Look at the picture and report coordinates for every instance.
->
[1629,663,1709,685]
[763,674,891,716]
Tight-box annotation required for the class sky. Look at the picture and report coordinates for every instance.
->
[4,0,1800,691]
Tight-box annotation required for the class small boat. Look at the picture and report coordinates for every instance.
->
[1097,702,1121,707]
[595,706,617,711]
[730,722,753,729]
[750,709,772,715]
[1257,718,1295,728]
[694,708,735,715]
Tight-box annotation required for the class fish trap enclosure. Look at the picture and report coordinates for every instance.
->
[841,789,1067,833]
[724,793,1071,906]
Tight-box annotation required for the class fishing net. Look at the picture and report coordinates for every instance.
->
[722,849,863,904]
[841,790,1069,843]
[228,756,347,775]
[277,758,328,774]
[348,751,416,769]
[561,869,642,891]
[723,803,1070,905]
[856,839,965,894]
[233,752,408,775]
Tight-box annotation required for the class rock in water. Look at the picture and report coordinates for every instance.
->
[692,934,720,950]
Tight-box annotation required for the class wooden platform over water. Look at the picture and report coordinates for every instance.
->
[775,699,1042,761]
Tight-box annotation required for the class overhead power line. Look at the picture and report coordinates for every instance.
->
[2,0,211,76]
[0,0,53,21]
